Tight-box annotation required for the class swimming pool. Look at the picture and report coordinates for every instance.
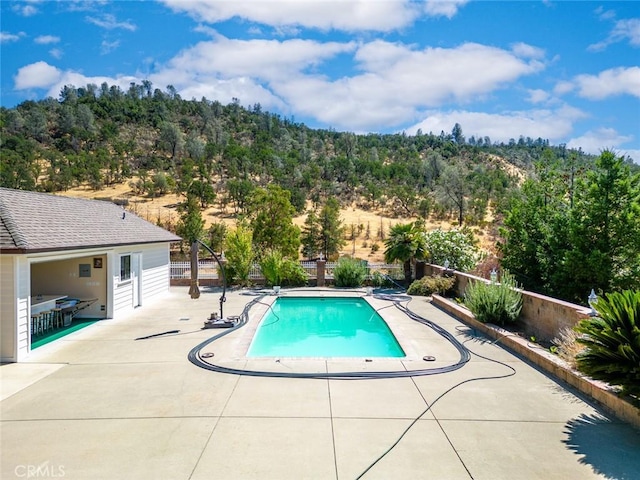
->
[247,297,405,357]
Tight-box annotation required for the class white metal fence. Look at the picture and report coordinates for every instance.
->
[170,260,403,281]
[170,260,219,279]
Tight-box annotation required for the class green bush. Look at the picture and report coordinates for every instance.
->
[279,259,308,287]
[369,270,393,288]
[259,250,307,287]
[424,228,479,272]
[333,257,367,287]
[575,290,640,398]
[407,275,455,296]
[223,226,254,286]
[259,250,285,286]
[463,270,522,325]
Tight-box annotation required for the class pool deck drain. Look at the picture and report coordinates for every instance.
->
[1,286,639,480]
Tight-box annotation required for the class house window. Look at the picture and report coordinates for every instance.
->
[120,255,131,282]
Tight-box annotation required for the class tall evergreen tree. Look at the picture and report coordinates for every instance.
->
[176,193,205,245]
[248,185,301,259]
[500,150,640,302]
[301,209,322,259]
[319,197,345,259]
[556,150,640,300]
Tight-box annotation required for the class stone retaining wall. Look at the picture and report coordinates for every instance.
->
[423,264,592,343]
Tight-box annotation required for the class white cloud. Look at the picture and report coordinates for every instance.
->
[566,127,634,156]
[166,37,356,81]
[511,42,545,59]
[13,61,140,101]
[594,6,616,22]
[1,31,26,43]
[406,106,587,145]
[612,18,640,47]
[34,35,60,45]
[588,17,640,51]
[85,14,136,31]
[621,149,640,164]
[574,67,640,99]
[101,40,120,54]
[160,0,420,32]
[49,48,63,59]
[12,3,39,17]
[553,80,574,96]
[14,61,61,89]
[64,1,110,13]
[527,89,550,104]
[423,0,468,19]
[176,77,288,111]
[144,37,546,131]
[291,41,545,130]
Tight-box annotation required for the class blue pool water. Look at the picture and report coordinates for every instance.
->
[247,297,405,357]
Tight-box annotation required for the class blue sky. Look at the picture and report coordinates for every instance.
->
[1,1,639,162]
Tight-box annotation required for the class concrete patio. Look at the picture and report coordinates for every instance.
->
[2,286,639,479]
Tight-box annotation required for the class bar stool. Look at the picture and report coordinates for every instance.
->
[40,310,52,333]
[31,313,40,336]
[51,308,63,329]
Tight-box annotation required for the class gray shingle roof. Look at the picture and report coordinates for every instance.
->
[0,188,181,253]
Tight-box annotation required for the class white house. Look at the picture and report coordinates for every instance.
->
[0,187,181,362]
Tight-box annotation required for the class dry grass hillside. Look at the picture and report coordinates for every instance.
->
[58,182,497,262]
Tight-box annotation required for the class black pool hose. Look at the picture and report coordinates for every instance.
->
[186,292,517,479]
[187,293,472,379]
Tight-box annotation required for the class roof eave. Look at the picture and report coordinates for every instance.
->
[0,238,182,255]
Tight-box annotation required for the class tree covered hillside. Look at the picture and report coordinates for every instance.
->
[1,82,595,221]
[2,82,638,303]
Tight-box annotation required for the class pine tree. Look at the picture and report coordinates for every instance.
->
[301,210,322,259]
[319,197,345,259]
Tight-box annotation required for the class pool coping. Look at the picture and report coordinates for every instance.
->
[235,289,436,362]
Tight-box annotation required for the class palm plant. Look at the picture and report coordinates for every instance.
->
[384,222,427,284]
[575,290,640,399]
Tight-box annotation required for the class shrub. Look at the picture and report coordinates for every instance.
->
[279,259,308,287]
[575,290,640,398]
[369,270,392,288]
[463,270,522,325]
[407,275,455,296]
[224,226,254,286]
[551,327,584,368]
[333,257,367,287]
[260,249,308,287]
[424,227,479,272]
[259,250,285,286]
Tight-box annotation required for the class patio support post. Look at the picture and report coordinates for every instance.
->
[317,259,326,287]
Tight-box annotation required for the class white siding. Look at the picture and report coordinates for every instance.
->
[1,256,16,362]
[16,257,30,360]
[112,243,171,316]
[112,247,133,315]
[141,245,170,300]
[1,256,30,362]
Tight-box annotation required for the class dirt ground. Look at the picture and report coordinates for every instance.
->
[58,182,494,262]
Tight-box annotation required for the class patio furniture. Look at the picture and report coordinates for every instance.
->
[59,299,98,326]
[31,313,40,336]
[51,308,63,329]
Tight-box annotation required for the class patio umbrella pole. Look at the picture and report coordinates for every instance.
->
[189,242,201,299]
[192,240,234,329]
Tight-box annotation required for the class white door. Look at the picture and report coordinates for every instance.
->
[132,253,142,307]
